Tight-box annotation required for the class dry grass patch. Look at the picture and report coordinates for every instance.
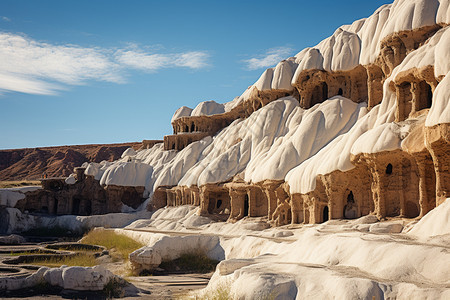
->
[80,229,144,261]
[27,253,98,268]
[0,180,40,188]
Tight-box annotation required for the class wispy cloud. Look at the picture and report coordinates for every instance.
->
[0,32,210,96]
[243,47,293,70]
[1,16,11,22]
[116,49,209,71]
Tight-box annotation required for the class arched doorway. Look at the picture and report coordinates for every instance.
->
[344,191,357,219]
[322,206,329,223]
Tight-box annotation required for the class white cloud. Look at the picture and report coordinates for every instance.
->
[174,52,209,69]
[116,49,209,71]
[0,33,122,95]
[0,32,209,96]
[1,16,11,22]
[243,47,293,70]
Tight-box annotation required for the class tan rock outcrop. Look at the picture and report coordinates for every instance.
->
[292,65,369,109]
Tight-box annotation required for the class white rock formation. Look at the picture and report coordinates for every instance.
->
[0,266,114,291]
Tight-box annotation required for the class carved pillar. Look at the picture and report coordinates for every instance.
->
[228,189,246,220]
[199,186,210,215]
[425,124,450,206]
[366,64,384,109]
[291,194,304,224]
[261,181,281,220]
[369,162,386,219]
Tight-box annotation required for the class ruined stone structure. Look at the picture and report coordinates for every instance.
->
[164,88,292,151]
[166,25,445,152]
[15,167,146,216]
[154,25,450,224]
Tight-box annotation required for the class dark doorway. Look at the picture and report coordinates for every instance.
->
[53,198,58,215]
[417,81,432,111]
[72,196,80,215]
[386,163,393,175]
[216,199,222,209]
[86,200,92,215]
[426,84,432,108]
[191,123,195,132]
[311,82,328,106]
[338,88,343,96]
[244,194,249,217]
[322,206,329,223]
[344,191,357,219]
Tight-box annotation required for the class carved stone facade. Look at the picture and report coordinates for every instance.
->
[15,167,146,216]
[152,138,446,224]
[166,26,446,152]
[165,89,292,151]
[152,26,450,224]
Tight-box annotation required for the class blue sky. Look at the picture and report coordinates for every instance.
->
[0,0,392,149]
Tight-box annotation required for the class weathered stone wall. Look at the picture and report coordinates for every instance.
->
[139,140,163,150]
[166,26,446,152]
[153,149,435,224]
[164,132,210,151]
[166,89,293,151]
[15,169,147,216]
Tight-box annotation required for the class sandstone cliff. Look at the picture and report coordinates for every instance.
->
[0,142,142,180]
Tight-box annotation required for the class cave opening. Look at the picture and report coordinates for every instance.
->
[53,199,58,215]
[72,196,80,215]
[322,205,329,223]
[344,191,357,219]
[311,82,328,106]
[416,81,433,111]
[386,163,393,175]
[338,88,343,96]
[244,194,249,217]
[191,123,195,132]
